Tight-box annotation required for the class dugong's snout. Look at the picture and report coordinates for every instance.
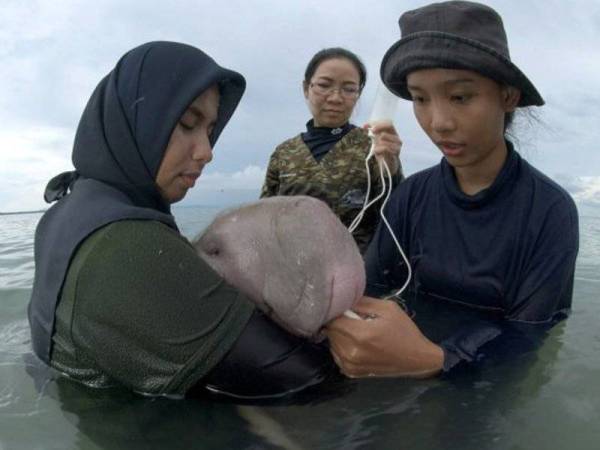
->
[327,266,365,323]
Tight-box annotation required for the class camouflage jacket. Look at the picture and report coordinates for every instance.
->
[260,128,404,253]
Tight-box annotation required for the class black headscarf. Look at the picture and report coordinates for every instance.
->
[28,41,246,364]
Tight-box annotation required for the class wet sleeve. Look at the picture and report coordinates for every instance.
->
[198,309,336,400]
[439,319,550,373]
[71,220,255,396]
[260,151,280,198]
[441,198,579,371]
[507,198,579,322]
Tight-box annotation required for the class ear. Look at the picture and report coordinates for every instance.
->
[502,86,521,112]
[302,80,309,99]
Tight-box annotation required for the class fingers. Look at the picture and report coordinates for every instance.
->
[372,132,401,153]
[328,325,443,379]
[327,330,368,377]
[325,312,371,336]
[363,122,401,150]
[328,298,394,325]
[367,126,402,174]
[353,297,400,315]
[364,120,395,134]
[328,327,423,378]
[326,296,445,379]
[325,299,400,340]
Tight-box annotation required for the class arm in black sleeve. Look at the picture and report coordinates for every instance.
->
[199,310,336,400]
[440,197,579,371]
[439,318,552,373]
[508,197,578,322]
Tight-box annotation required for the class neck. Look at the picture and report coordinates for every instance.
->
[455,140,508,196]
[312,119,345,129]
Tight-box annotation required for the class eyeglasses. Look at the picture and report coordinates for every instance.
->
[309,82,360,99]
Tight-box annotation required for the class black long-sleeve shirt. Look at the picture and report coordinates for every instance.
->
[364,143,579,370]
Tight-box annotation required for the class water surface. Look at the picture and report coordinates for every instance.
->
[1,204,599,450]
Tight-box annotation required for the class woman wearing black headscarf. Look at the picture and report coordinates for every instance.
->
[28,42,334,398]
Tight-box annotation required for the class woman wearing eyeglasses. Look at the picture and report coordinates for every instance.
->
[260,48,403,253]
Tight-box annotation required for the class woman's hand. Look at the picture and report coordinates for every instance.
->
[324,296,444,378]
[363,121,402,175]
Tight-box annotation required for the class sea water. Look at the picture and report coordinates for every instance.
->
[1,203,599,450]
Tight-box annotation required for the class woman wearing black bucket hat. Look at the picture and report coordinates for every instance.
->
[28,42,335,398]
[326,1,578,377]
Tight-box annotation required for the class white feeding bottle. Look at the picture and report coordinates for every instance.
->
[367,82,399,139]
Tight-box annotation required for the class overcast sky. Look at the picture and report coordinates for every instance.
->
[1,0,599,212]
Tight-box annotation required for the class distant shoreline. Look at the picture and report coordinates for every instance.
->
[0,210,46,216]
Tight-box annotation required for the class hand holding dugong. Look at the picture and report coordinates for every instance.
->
[193,196,366,338]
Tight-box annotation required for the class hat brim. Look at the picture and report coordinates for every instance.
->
[380,32,544,107]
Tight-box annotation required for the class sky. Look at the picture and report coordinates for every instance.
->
[1,0,599,212]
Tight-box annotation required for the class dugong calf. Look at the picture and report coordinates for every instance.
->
[193,196,366,338]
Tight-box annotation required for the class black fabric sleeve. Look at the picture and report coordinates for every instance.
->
[440,198,578,371]
[439,321,503,371]
[199,310,336,400]
[439,319,552,372]
[508,198,579,322]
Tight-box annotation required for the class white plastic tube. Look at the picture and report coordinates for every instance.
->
[347,82,412,309]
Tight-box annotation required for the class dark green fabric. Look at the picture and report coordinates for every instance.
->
[51,220,255,396]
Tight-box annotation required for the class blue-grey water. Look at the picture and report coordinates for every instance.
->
[1,203,599,450]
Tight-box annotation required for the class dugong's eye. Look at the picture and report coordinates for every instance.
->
[203,239,222,257]
[195,235,221,257]
[207,246,220,256]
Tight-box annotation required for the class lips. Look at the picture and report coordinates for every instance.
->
[181,171,201,188]
[437,141,465,157]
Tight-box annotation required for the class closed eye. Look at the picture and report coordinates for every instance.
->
[450,93,474,104]
[179,120,195,131]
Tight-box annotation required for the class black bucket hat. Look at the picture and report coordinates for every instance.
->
[380,1,544,107]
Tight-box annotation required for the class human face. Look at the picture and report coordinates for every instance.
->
[406,68,519,178]
[156,85,219,204]
[303,58,361,128]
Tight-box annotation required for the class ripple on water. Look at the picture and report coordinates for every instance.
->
[0,213,40,290]
[0,320,32,358]
[0,383,21,410]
